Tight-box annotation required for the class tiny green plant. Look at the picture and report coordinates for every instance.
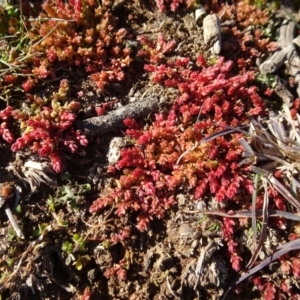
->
[207,221,220,233]
[72,233,86,252]
[62,233,88,269]
[7,227,17,241]
[0,272,9,282]
[62,241,75,266]
[46,195,59,212]
[207,56,219,66]
[32,223,48,238]
[198,214,209,224]
[57,185,77,210]
[73,255,90,271]
[6,258,14,267]
[256,73,276,88]
[55,215,68,227]
[102,240,111,249]
[248,219,263,237]
[14,204,21,214]
[50,183,91,211]
[62,240,73,255]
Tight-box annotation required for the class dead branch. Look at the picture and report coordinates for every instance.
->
[259,44,295,75]
[76,96,164,137]
[259,18,300,102]
[278,19,296,48]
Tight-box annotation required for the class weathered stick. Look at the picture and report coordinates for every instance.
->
[76,96,162,136]
[0,191,24,239]
[4,203,24,239]
[278,19,295,48]
[286,48,300,98]
[259,21,295,74]
[259,44,295,75]
[259,18,300,101]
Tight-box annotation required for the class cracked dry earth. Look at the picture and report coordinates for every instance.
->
[0,1,299,300]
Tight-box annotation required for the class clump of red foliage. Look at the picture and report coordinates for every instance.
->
[103,258,128,281]
[24,0,132,91]
[0,0,132,172]
[0,106,15,144]
[90,34,266,273]
[79,287,91,300]
[252,232,300,300]
[155,0,195,12]
[1,0,132,94]
[0,79,88,172]
[220,1,278,60]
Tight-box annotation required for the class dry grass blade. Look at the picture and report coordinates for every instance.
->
[246,178,269,269]
[249,118,283,158]
[268,174,300,211]
[282,103,300,144]
[238,137,254,157]
[291,175,300,189]
[268,111,286,142]
[271,209,300,220]
[193,239,222,290]
[249,165,269,176]
[201,209,300,221]
[200,125,249,144]
[251,174,259,250]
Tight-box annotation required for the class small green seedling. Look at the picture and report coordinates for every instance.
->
[72,233,86,252]
[7,227,17,241]
[207,222,220,233]
[47,183,91,212]
[73,255,90,271]
[62,233,87,268]
[46,195,59,212]
[32,223,48,238]
[62,240,75,265]
[256,73,276,88]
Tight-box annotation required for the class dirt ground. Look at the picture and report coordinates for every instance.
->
[0,0,300,299]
